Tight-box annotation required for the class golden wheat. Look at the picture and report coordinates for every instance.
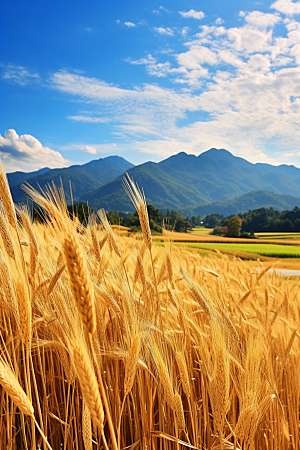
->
[0,166,298,449]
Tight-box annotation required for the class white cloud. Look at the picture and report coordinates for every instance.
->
[215,18,224,25]
[46,6,300,166]
[154,27,174,36]
[50,70,202,140]
[82,145,97,154]
[177,46,218,69]
[67,115,110,123]
[244,10,281,28]
[181,27,190,37]
[127,54,173,77]
[0,130,67,171]
[179,9,205,20]
[1,64,39,85]
[124,22,136,27]
[50,71,131,100]
[61,142,120,154]
[153,6,171,14]
[271,0,300,15]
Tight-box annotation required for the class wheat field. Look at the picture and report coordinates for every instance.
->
[0,162,299,450]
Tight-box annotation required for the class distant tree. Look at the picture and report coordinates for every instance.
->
[220,226,228,235]
[107,210,120,225]
[204,214,221,228]
[227,216,242,237]
[174,219,192,233]
[147,204,161,223]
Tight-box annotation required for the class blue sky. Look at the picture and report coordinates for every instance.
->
[1,0,300,172]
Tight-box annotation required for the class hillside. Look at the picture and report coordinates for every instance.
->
[194,190,300,216]
[9,156,134,205]
[7,167,50,186]
[82,149,300,212]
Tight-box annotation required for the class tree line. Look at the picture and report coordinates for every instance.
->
[47,204,300,237]
[207,206,300,236]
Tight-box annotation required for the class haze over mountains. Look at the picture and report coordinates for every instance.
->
[8,149,300,216]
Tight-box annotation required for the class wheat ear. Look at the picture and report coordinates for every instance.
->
[0,359,34,417]
[16,280,32,346]
[0,159,18,229]
[20,209,39,279]
[0,204,15,260]
[97,209,121,257]
[63,232,96,335]
[47,264,66,296]
[72,345,104,431]
[176,351,190,398]
[122,173,152,251]
[174,392,185,431]
[124,334,140,396]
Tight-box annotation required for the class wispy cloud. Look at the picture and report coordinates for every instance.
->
[154,27,174,36]
[1,64,40,86]
[61,142,120,154]
[67,115,111,123]
[126,54,173,77]
[179,10,205,20]
[153,6,171,14]
[215,18,224,25]
[124,22,136,28]
[0,129,67,171]
[180,27,191,37]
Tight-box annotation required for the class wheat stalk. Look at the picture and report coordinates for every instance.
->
[82,400,93,450]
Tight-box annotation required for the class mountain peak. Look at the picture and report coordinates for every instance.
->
[201,148,234,158]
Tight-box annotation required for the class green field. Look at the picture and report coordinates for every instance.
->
[183,242,300,258]
[189,227,214,235]
[256,232,300,240]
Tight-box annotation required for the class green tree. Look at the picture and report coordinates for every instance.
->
[227,216,242,237]
[204,214,221,228]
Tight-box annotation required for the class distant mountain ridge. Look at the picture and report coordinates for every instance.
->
[81,149,300,212]
[7,167,50,186]
[9,156,134,205]
[8,149,300,214]
[194,190,300,217]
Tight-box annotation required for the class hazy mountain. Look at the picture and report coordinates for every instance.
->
[82,149,300,212]
[9,156,134,205]
[7,167,50,187]
[193,190,300,217]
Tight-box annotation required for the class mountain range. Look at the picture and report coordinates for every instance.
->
[194,190,300,217]
[9,156,134,206]
[8,149,300,216]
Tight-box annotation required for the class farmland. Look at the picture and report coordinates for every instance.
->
[189,226,214,235]
[182,242,300,258]
[256,232,300,240]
